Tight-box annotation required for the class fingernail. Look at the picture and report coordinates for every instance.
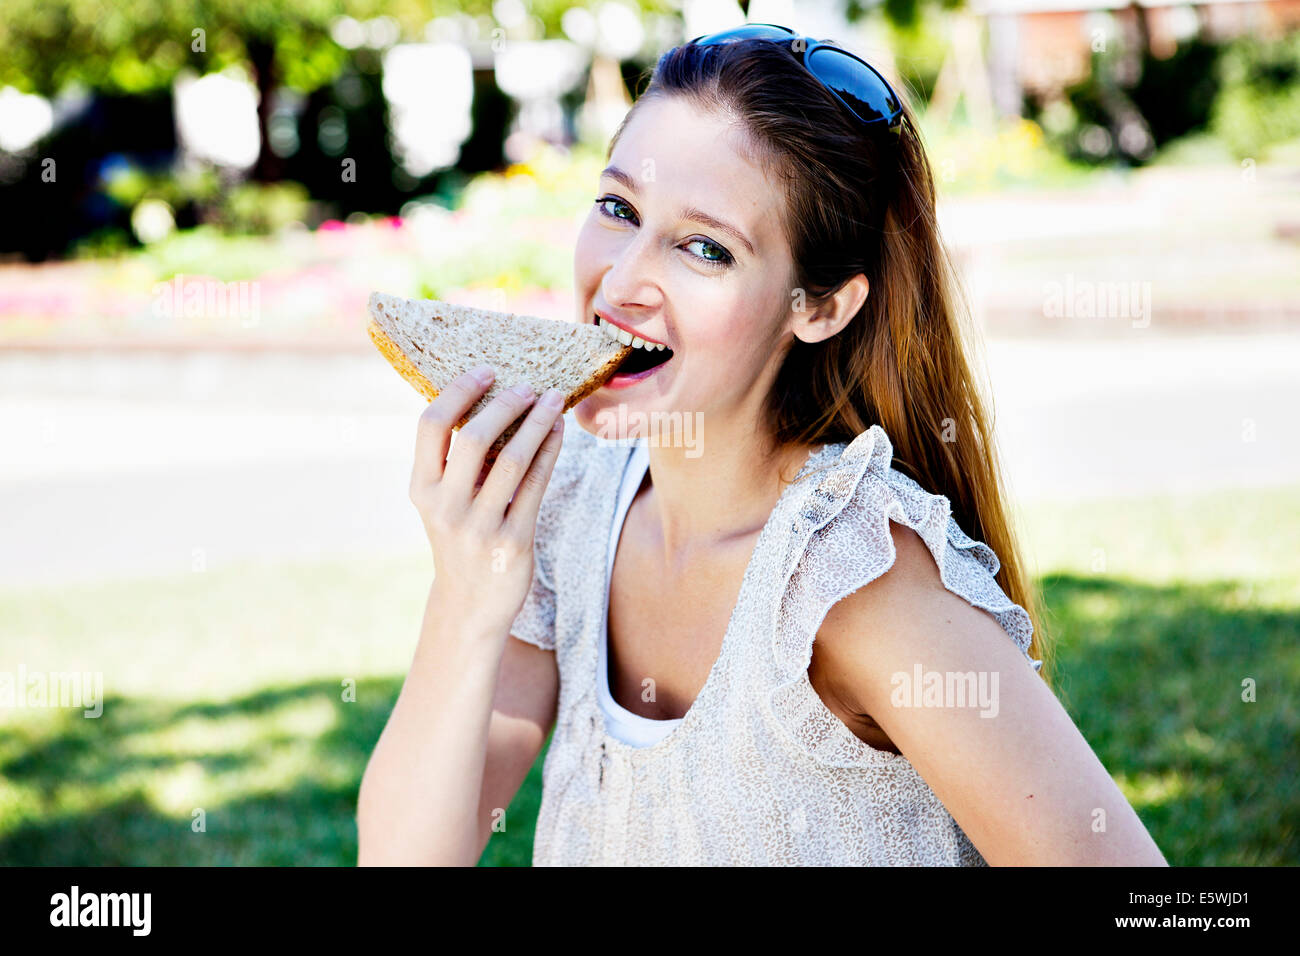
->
[472,365,494,385]
[510,382,535,398]
[540,388,564,409]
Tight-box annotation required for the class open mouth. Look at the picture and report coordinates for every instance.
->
[594,313,674,377]
[614,341,674,376]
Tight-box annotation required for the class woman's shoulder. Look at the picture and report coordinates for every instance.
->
[780,423,1038,670]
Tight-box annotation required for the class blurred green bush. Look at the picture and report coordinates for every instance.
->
[1210,32,1300,159]
[216,181,312,235]
[127,226,302,282]
[886,4,950,105]
[100,163,220,211]
[1031,29,1300,166]
[85,159,311,253]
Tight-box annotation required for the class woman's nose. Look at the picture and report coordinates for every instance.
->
[601,234,662,308]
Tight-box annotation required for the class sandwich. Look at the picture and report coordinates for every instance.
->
[366,291,636,464]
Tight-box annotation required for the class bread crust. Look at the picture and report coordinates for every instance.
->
[366,316,631,420]
[366,318,440,402]
[366,297,637,464]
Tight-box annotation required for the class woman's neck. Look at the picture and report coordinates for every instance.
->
[640,425,818,575]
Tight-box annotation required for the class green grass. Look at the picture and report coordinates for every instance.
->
[0,553,544,866]
[1015,486,1300,865]
[2,486,1297,866]
[1035,573,1297,865]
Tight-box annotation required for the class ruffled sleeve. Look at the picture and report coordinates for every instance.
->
[507,411,593,652]
[768,423,1041,768]
[510,559,557,651]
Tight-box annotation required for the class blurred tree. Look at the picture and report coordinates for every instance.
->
[0,0,406,180]
[0,91,179,261]
[1,0,926,183]
[0,0,692,180]
[852,0,945,31]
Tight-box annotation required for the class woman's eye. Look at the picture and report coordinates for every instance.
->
[685,238,733,267]
[595,197,635,222]
[595,196,733,269]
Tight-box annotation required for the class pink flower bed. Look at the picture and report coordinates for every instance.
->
[0,216,577,349]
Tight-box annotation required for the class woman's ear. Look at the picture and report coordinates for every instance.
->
[790,274,869,344]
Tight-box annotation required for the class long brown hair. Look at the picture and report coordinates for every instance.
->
[608,37,1050,680]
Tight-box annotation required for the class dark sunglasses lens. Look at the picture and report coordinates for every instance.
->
[806,46,901,127]
[694,24,795,46]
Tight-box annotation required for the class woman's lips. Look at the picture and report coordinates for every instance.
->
[602,341,674,389]
[603,358,671,388]
[591,308,674,389]
[592,310,670,349]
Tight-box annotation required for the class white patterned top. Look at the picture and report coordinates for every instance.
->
[509,413,1042,866]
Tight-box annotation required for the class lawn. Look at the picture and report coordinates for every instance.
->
[1,484,1297,866]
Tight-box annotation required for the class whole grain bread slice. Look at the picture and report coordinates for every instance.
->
[367,291,632,463]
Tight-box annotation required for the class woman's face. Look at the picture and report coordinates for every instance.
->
[571,94,798,443]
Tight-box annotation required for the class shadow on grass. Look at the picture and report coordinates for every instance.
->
[0,678,547,866]
[1,573,1295,866]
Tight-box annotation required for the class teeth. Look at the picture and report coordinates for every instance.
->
[597,316,668,352]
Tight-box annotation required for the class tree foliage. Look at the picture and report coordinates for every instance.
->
[1,0,934,98]
[0,0,390,96]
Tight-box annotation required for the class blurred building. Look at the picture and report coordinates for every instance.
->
[975,0,1300,113]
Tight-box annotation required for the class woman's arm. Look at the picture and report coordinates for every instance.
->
[357,369,566,865]
[356,589,558,866]
[474,634,559,856]
[814,521,1168,866]
[355,586,505,866]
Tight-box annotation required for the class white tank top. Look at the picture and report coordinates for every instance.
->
[596,441,683,747]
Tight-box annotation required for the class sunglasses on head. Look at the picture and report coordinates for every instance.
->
[688,23,904,136]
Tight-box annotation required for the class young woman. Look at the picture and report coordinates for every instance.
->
[357,25,1167,866]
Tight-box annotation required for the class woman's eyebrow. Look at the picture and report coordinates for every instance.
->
[599,164,756,257]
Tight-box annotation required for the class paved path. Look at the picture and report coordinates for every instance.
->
[2,332,1298,586]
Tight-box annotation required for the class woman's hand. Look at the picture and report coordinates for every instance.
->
[409,365,566,641]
